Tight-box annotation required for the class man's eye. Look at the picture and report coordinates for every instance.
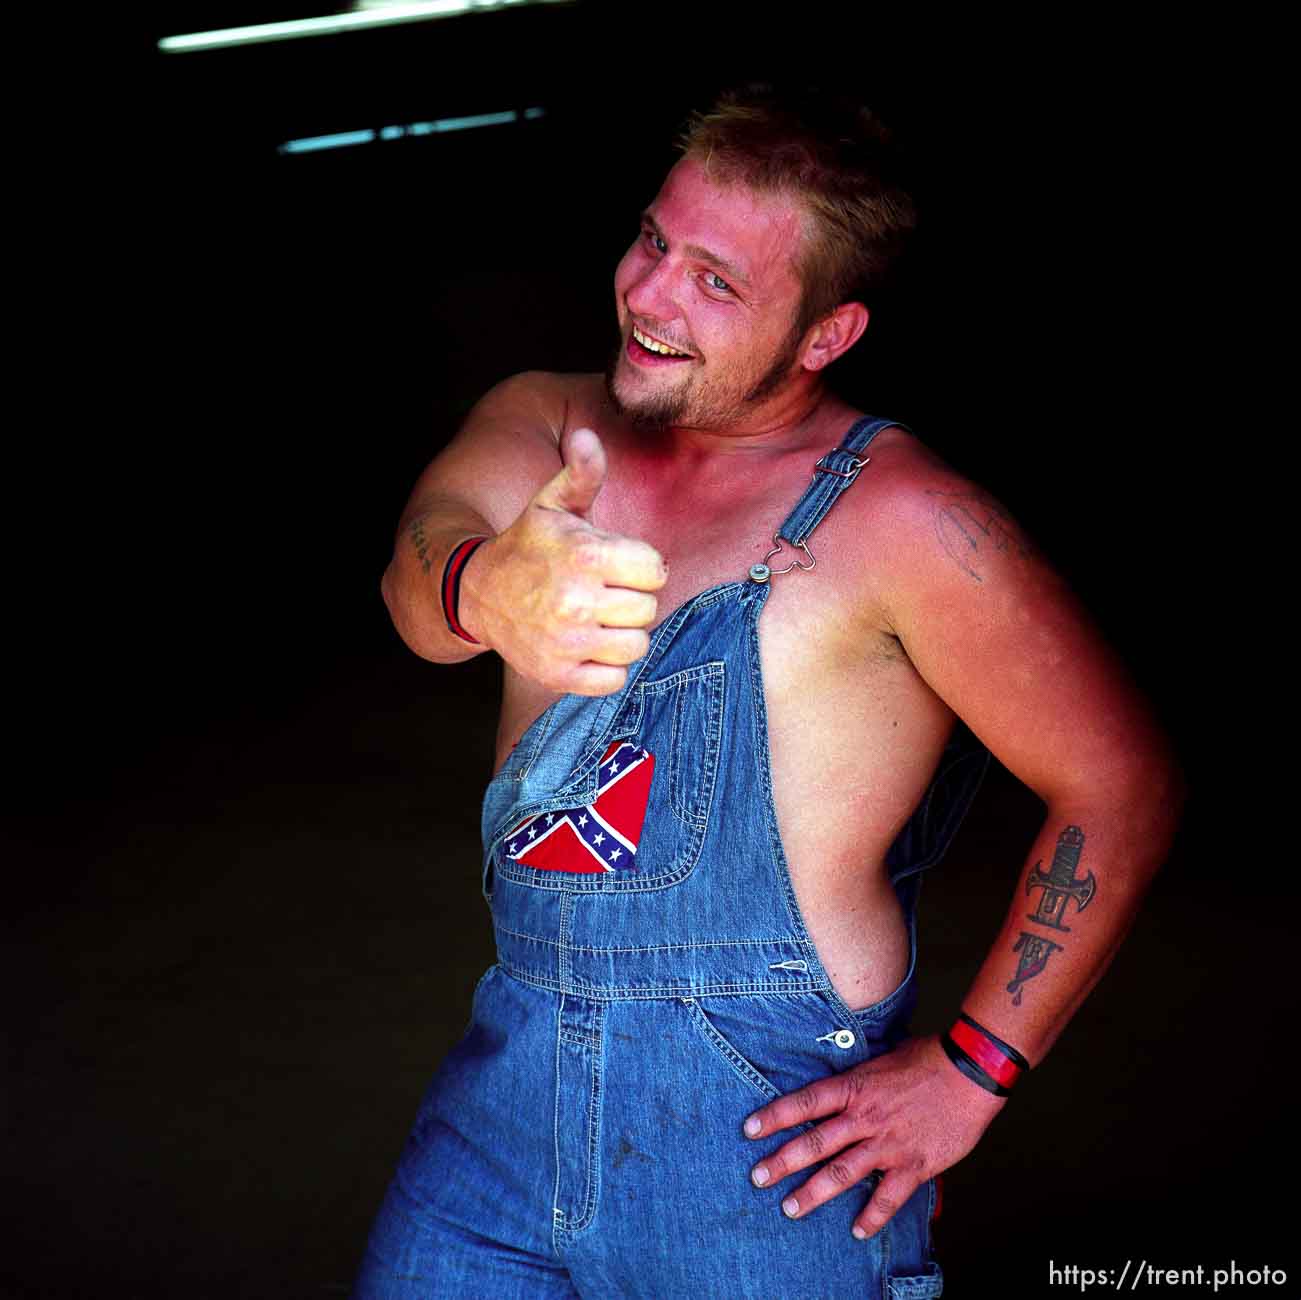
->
[705,272,732,294]
[644,230,666,253]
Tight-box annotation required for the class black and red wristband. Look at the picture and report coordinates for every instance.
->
[441,535,490,645]
[940,1012,1029,1097]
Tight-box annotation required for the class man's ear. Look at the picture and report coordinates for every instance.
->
[799,302,869,372]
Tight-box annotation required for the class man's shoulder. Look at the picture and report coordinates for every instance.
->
[480,371,606,433]
[833,426,1035,590]
[846,425,981,522]
[813,406,971,496]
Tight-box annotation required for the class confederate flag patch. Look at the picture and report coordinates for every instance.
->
[504,741,654,873]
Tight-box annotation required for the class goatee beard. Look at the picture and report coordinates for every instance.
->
[604,336,687,435]
[602,318,803,434]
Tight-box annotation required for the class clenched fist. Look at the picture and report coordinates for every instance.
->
[459,427,668,695]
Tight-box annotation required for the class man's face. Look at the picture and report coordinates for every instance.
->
[607,157,810,434]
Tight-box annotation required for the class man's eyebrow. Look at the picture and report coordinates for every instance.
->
[641,210,751,288]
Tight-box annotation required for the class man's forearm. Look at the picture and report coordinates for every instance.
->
[380,498,495,664]
[379,428,666,695]
[956,778,1183,1071]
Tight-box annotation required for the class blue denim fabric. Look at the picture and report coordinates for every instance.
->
[355,419,987,1299]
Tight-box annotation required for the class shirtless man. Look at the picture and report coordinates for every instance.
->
[355,87,1181,1299]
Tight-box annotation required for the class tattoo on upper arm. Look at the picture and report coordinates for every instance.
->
[406,510,435,574]
[1007,824,1096,1006]
[928,491,1030,582]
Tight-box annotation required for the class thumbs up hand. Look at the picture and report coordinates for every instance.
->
[459,428,668,696]
[531,424,609,520]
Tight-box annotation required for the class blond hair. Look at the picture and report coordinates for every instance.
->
[678,85,917,338]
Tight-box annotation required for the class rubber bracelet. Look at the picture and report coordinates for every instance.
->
[441,535,490,645]
[940,1013,1029,1097]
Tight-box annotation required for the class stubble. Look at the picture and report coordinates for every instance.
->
[604,320,803,435]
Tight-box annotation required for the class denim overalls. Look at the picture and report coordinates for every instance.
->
[355,417,988,1300]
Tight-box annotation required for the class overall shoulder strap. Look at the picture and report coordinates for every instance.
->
[776,415,906,548]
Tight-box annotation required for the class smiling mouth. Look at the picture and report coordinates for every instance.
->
[630,324,693,359]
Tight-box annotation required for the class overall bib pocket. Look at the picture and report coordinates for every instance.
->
[487,660,725,893]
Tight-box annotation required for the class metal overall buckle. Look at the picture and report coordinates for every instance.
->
[748,535,815,585]
[746,446,869,583]
[813,446,868,484]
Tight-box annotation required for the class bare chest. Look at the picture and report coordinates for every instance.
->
[495,468,956,1007]
[500,472,954,840]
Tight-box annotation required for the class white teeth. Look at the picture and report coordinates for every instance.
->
[633,326,688,357]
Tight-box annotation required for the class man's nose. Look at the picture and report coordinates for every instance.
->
[624,257,677,323]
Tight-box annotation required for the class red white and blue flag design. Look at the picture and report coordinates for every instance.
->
[504,741,654,873]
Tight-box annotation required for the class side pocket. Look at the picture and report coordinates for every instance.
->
[681,993,875,1106]
[680,998,780,1103]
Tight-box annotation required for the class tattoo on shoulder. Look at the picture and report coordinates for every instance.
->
[406,510,435,574]
[1006,825,1097,1007]
[927,491,1030,583]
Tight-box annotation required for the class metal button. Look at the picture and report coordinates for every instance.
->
[748,563,771,584]
[833,1029,856,1050]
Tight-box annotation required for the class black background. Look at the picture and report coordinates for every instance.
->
[9,5,1284,1297]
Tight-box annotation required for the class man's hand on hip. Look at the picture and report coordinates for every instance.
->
[742,1035,1004,1239]
[459,426,667,696]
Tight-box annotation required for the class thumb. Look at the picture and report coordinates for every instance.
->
[534,426,607,518]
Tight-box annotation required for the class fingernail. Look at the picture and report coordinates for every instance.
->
[751,1165,769,1187]
[852,1225,868,1241]
[782,1197,799,1218]
[743,1117,761,1137]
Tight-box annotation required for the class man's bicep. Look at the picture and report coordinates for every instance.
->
[885,485,1167,804]
[399,371,566,535]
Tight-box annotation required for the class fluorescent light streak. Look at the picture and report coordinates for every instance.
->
[159,0,567,52]
[425,110,517,132]
[278,108,544,153]
[280,129,377,154]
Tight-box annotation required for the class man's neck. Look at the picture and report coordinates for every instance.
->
[658,379,838,460]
